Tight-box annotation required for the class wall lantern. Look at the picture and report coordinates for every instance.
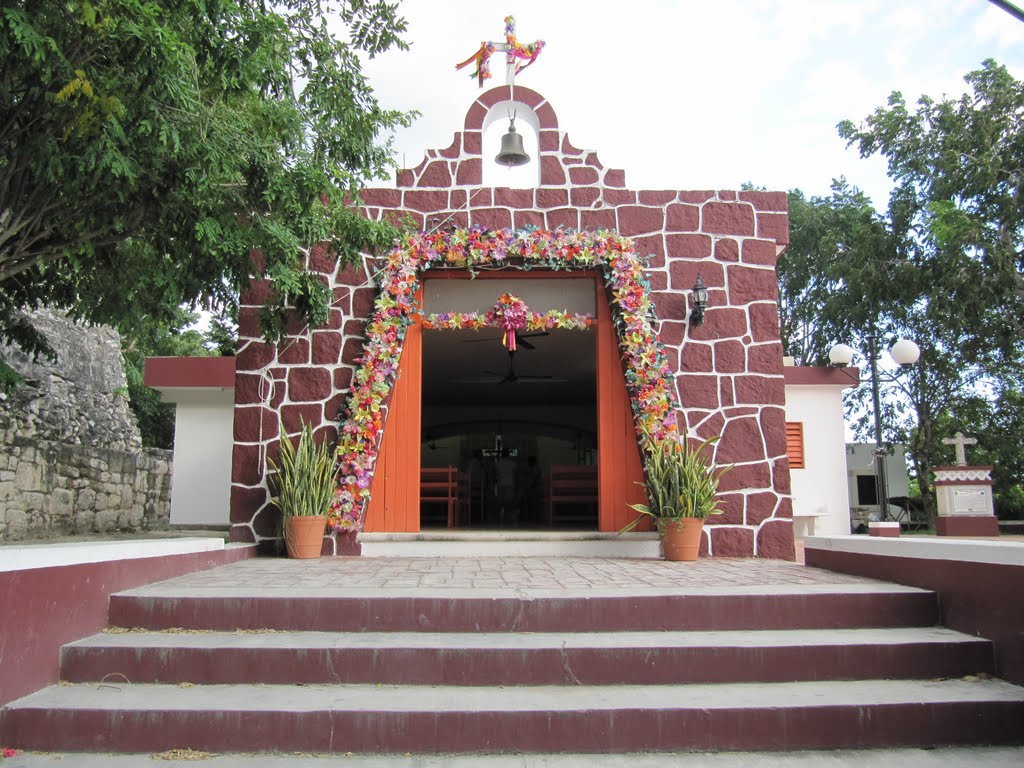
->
[689,276,708,326]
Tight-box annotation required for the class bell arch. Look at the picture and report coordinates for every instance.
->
[482,99,541,187]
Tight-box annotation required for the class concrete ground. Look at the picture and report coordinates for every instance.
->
[0,528,228,548]
[4,748,1024,767]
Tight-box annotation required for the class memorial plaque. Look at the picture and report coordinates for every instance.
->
[953,489,988,515]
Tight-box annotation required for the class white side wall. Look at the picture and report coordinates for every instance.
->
[164,390,234,527]
[783,383,851,536]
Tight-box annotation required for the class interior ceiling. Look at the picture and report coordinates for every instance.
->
[421,328,596,407]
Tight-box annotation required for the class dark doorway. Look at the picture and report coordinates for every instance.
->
[420,325,597,530]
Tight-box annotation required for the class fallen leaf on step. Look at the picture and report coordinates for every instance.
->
[151,748,214,760]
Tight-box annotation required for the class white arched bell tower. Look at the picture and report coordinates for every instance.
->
[482,99,541,188]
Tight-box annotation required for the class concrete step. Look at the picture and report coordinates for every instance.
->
[8,748,1024,768]
[107,583,939,632]
[61,627,994,686]
[359,531,662,558]
[4,679,1023,753]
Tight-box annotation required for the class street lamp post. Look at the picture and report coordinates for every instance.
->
[866,333,890,521]
[829,336,920,524]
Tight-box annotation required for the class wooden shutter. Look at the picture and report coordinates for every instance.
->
[785,421,805,469]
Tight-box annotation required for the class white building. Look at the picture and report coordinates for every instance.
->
[781,362,859,538]
[144,357,235,528]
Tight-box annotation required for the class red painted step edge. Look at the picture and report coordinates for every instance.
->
[0,545,255,706]
[3,700,1023,753]
[60,639,994,686]
[107,592,939,632]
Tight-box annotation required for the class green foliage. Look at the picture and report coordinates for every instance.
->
[622,436,727,533]
[1,0,415,349]
[838,59,1024,363]
[0,360,23,395]
[204,315,239,358]
[0,295,56,394]
[268,421,338,518]
[775,59,1024,522]
[777,180,898,365]
[259,262,332,345]
[938,385,1024,519]
[120,307,233,449]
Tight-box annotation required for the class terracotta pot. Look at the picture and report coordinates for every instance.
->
[284,515,326,559]
[661,518,704,561]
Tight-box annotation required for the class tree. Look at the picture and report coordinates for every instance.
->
[837,59,1024,522]
[779,181,979,522]
[773,60,1024,523]
[935,384,1024,519]
[983,387,1024,518]
[121,309,237,449]
[838,59,1024,366]
[1,0,414,368]
[776,181,897,365]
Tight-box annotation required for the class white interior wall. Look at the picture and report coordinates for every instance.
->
[422,278,595,315]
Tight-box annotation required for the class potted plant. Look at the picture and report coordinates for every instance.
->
[622,435,728,561]
[269,421,337,559]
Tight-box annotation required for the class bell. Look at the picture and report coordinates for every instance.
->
[495,120,530,167]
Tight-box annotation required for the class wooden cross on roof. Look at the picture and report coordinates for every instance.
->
[455,15,545,88]
[942,431,978,466]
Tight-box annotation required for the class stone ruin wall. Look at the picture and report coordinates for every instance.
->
[0,309,172,540]
[230,86,794,559]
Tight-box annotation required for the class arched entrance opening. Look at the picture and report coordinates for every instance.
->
[346,229,676,536]
[419,275,597,530]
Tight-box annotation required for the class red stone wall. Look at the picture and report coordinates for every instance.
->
[0,545,255,706]
[230,86,793,559]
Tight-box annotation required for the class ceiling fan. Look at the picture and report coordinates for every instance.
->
[462,331,549,351]
[450,350,567,385]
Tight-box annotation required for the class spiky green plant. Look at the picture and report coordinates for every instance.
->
[621,435,728,533]
[268,422,338,518]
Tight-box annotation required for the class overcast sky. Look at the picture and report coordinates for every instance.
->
[361,0,1024,211]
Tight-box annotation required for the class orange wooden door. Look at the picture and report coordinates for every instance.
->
[363,314,422,533]
[595,280,649,532]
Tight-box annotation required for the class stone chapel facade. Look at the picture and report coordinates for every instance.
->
[228,86,794,559]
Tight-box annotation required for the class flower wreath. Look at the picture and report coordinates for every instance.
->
[421,293,594,350]
[329,227,680,533]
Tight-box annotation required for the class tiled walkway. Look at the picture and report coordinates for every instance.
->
[136,556,889,595]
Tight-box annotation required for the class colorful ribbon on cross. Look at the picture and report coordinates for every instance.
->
[455,15,545,88]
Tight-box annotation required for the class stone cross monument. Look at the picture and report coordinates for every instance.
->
[934,431,998,537]
[942,431,977,466]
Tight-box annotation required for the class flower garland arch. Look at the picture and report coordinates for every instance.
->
[329,227,681,533]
